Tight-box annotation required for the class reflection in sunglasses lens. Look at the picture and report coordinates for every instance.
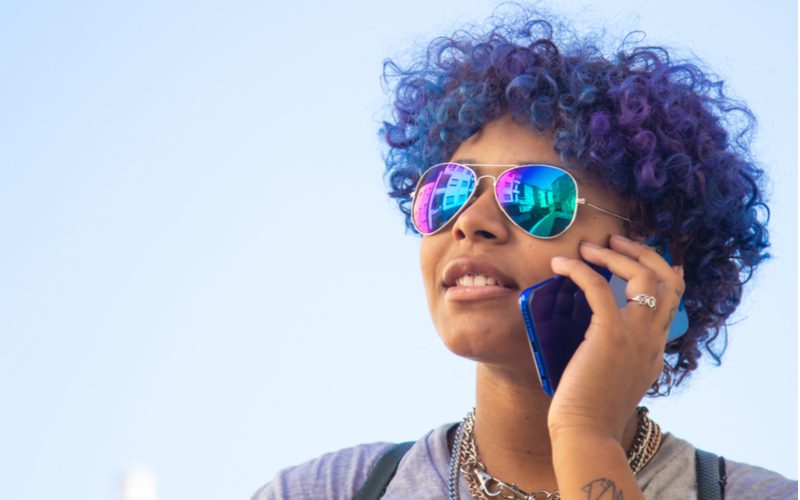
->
[412,163,475,234]
[496,166,577,238]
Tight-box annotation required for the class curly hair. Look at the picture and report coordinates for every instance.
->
[380,7,770,395]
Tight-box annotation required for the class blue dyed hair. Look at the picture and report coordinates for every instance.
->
[380,7,770,395]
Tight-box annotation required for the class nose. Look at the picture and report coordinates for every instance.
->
[450,180,511,243]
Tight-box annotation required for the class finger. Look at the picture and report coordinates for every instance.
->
[607,236,686,333]
[550,256,620,327]
[609,235,685,296]
[578,241,658,286]
[578,242,659,325]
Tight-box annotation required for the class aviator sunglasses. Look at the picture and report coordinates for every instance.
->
[410,163,632,238]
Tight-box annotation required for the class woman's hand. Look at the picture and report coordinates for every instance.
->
[544,234,684,499]
[546,234,685,444]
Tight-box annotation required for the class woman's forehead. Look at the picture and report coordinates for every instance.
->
[449,117,560,163]
[446,115,598,183]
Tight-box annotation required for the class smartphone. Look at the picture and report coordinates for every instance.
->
[518,243,688,396]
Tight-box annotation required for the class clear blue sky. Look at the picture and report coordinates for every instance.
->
[0,1,795,499]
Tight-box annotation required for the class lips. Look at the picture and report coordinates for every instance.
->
[442,256,519,290]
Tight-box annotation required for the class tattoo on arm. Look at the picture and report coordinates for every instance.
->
[582,478,624,500]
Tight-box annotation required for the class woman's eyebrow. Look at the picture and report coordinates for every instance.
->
[516,159,558,166]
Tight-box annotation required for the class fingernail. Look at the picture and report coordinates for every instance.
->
[581,241,601,248]
[551,256,568,266]
[613,234,631,242]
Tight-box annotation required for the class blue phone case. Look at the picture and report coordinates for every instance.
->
[518,240,688,396]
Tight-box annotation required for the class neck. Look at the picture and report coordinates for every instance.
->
[469,362,640,493]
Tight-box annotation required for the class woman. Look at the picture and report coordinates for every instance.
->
[253,8,796,500]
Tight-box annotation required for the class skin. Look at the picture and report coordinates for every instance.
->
[419,114,685,499]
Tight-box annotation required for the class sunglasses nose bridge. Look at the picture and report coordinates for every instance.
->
[475,174,498,184]
[461,173,505,219]
[463,174,497,208]
[472,174,498,196]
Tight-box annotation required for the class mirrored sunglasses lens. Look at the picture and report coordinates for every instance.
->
[412,163,476,234]
[495,166,577,238]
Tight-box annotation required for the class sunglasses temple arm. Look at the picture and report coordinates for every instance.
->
[581,199,634,224]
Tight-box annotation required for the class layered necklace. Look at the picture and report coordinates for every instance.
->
[447,407,662,500]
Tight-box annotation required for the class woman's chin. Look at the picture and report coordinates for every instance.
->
[438,327,534,367]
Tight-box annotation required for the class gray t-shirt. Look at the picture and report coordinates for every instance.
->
[253,424,797,499]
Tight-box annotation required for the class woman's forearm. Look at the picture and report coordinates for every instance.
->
[551,431,644,500]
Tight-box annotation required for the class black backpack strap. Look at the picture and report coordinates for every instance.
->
[353,441,415,500]
[696,448,727,500]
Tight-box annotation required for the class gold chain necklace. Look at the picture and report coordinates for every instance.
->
[448,407,662,500]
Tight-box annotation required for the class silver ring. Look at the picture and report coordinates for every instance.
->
[627,293,657,310]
